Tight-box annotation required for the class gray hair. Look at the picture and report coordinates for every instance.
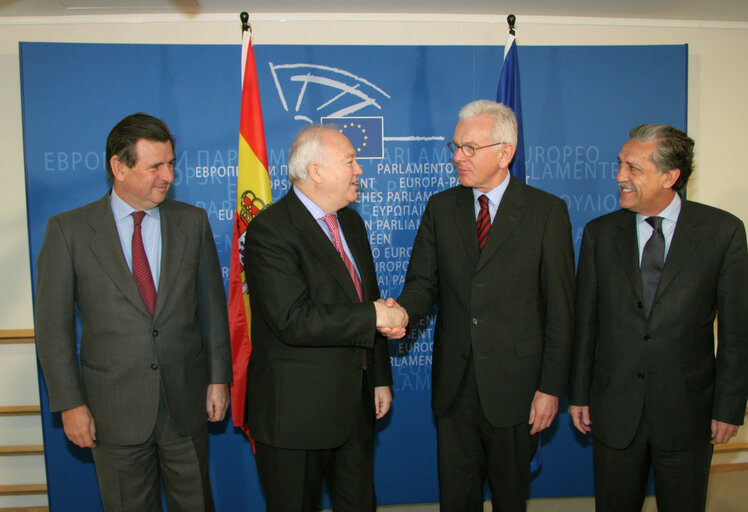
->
[287,124,343,183]
[628,124,694,191]
[458,100,518,147]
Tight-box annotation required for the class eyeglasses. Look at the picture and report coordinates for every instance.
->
[447,141,506,157]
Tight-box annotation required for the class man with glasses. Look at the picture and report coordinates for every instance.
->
[396,100,575,511]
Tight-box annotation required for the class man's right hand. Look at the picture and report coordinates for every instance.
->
[61,404,97,448]
[374,298,408,339]
[569,405,592,435]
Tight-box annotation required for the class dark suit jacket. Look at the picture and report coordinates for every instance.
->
[569,200,748,450]
[243,190,392,450]
[35,193,232,445]
[398,178,575,427]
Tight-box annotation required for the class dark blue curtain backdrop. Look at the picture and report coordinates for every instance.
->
[20,42,686,511]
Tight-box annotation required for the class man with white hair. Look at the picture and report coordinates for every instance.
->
[397,100,575,511]
[243,125,405,511]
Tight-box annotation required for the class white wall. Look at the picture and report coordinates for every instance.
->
[0,11,746,507]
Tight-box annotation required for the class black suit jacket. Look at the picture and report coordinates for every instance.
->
[244,190,392,449]
[398,178,575,427]
[35,194,232,445]
[570,200,748,450]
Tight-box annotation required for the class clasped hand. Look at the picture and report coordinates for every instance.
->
[374,298,408,339]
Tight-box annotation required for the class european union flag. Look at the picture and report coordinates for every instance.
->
[498,28,539,474]
[496,33,526,182]
[323,116,384,159]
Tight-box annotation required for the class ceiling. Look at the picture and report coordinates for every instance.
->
[1,0,747,22]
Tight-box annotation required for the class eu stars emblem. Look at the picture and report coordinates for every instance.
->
[323,117,383,159]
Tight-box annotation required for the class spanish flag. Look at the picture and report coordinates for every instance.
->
[229,23,271,437]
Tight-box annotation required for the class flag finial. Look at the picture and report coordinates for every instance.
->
[507,14,516,36]
[240,11,250,33]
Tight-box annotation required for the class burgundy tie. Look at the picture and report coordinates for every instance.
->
[131,211,157,316]
[477,195,491,249]
[322,214,364,301]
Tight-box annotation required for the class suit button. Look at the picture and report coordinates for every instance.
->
[150,363,159,370]
[637,372,645,379]
[152,330,158,337]
[472,318,478,325]
[643,334,651,341]
[636,301,643,309]
[462,353,469,359]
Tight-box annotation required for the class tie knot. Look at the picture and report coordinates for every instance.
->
[322,214,338,232]
[646,216,663,232]
[132,211,146,226]
[478,195,489,209]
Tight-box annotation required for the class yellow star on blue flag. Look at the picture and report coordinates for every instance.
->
[322,116,383,159]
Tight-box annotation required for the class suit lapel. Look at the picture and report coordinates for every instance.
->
[476,177,524,273]
[286,193,360,303]
[338,208,374,301]
[88,193,152,317]
[154,200,187,319]
[655,200,701,301]
[451,186,480,268]
[615,211,643,301]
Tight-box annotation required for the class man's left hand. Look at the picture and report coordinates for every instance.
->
[206,383,230,422]
[711,419,739,445]
[529,391,558,435]
[374,386,392,419]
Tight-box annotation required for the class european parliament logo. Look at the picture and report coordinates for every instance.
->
[322,116,384,159]
[268,60,442,158]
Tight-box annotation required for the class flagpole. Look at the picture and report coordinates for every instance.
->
[496,14,526,182]
[230,10,272,441]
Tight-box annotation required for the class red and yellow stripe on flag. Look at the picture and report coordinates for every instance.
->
[229,26,271,437]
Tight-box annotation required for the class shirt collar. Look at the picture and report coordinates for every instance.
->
[293,185,330,221]
[110,188,160,222]
[635,192,682,225]
[472,170,511,207]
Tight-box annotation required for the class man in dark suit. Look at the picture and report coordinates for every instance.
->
[243,125,404,511]
[35,113,232,512]
[569,124,748,512]
[396,100,575,511]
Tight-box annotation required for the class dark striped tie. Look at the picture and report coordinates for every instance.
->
[477,195,491,250]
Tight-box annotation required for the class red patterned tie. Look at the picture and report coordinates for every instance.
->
[476,194,491,249]
[131,211,157,316]
[322,214,364,301]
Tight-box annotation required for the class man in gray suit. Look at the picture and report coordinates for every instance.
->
[569,124,748,511]
[35,113,232,512]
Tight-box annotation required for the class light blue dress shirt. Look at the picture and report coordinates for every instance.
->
[472,170,511,223]
[110,189,162,290]
[636,192,682,265]
[293,186,362,279]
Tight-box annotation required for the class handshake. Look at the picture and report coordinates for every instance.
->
[374,298,408,339]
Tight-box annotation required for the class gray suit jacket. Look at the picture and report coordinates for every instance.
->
[570,200,748,450]
[398,178,575,427]
[35,193,232,445]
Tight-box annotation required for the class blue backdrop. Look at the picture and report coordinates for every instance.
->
[20,42,686,510]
